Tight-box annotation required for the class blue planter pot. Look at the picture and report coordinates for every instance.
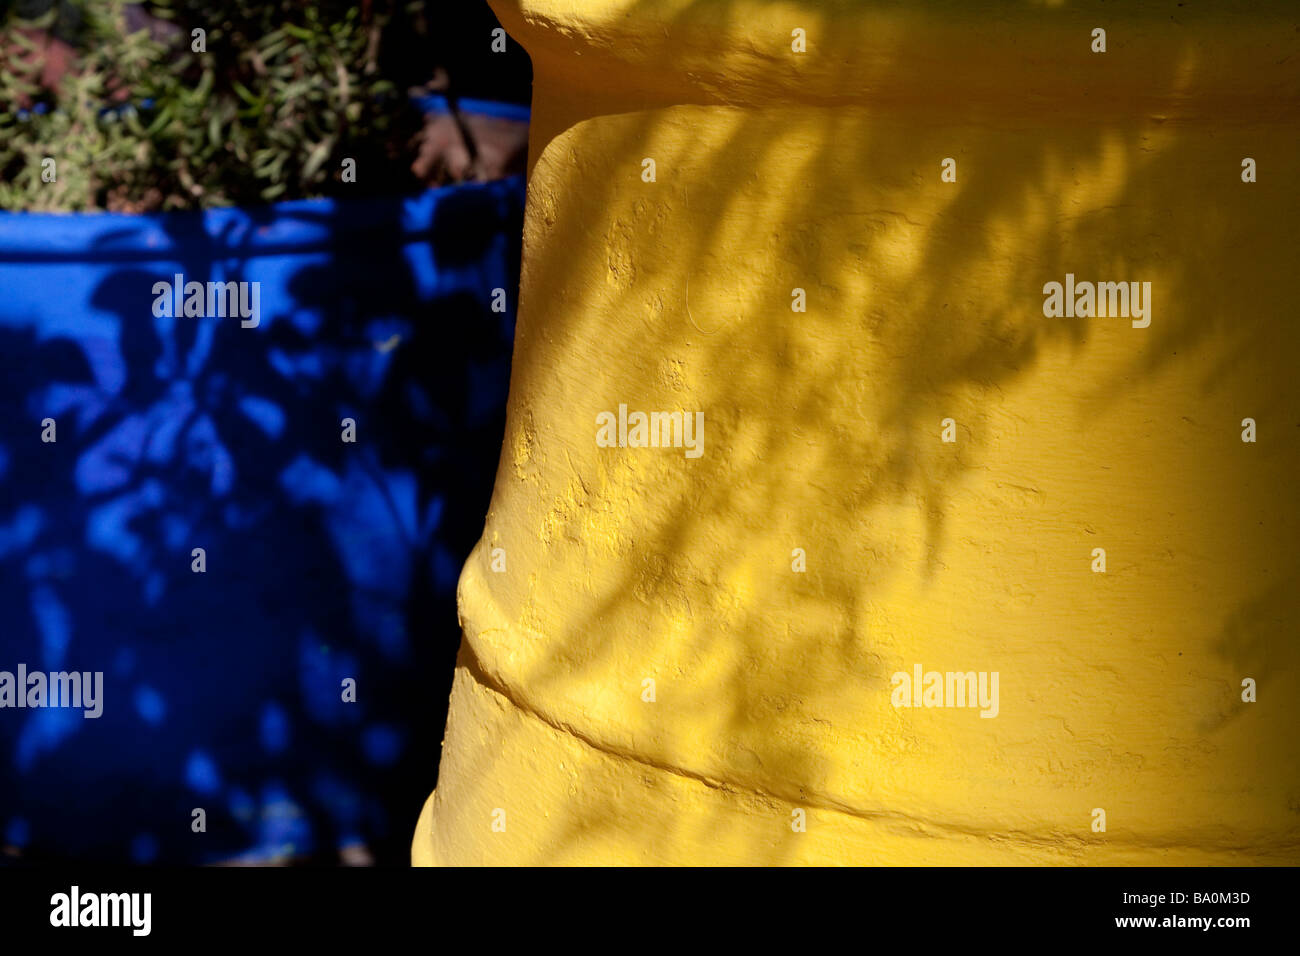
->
[0,176,525,864]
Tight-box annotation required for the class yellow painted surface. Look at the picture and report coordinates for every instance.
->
[413,1,1300,865]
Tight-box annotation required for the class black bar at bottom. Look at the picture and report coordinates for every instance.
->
[0,865,1291,942]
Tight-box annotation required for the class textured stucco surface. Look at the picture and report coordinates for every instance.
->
[414,0,1300,865]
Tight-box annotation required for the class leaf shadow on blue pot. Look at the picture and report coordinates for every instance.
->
[0,177,524,864]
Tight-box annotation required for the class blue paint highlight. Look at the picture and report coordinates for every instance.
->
[259,702,290,754]
[134,685,167,726]
[185,750,222,795]
[361,724,404,767]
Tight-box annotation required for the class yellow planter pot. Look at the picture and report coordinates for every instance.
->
[414,0,1300,865]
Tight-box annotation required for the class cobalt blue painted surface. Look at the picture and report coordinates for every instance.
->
[0,177,525,863]
[409,94,531,123]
